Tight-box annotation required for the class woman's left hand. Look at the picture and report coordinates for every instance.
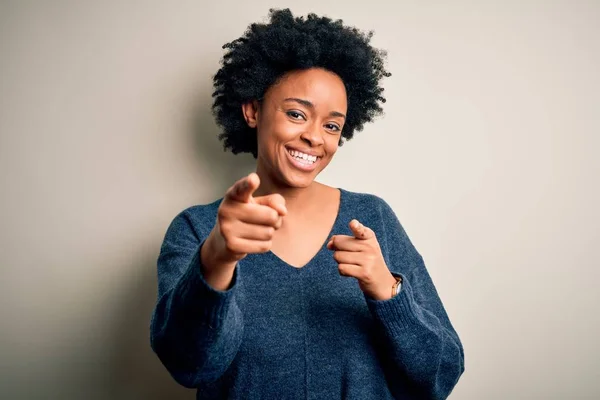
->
[327,219,398,300]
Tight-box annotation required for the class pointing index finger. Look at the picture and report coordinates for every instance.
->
[350,219,372,240]
[227,173,259,203]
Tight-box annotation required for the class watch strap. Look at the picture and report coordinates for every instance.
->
[391,275,403,298]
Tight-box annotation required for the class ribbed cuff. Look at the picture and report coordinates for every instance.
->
[175,241,239,329]
[365,273,422,334]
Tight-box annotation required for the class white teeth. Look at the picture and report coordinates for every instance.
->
[288,149,318,165]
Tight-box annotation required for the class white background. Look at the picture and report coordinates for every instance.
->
[1,1,598,398]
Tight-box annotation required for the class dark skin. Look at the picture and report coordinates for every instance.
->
[242,68,345,269]
[206,67,397,300]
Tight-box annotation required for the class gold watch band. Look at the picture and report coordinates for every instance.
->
[391,275,403,298]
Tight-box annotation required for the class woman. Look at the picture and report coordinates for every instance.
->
[151,9,465,399]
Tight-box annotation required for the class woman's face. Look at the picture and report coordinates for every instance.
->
[242,68,347,189]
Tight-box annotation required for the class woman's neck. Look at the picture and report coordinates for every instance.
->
[253,167,325,214]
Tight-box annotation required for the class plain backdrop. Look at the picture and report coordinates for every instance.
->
[1,1,598,399]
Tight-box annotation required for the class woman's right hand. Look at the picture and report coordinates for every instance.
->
[200,173,287,289]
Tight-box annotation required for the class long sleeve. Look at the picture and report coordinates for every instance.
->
[364,198,465,399]
[150,208,244,388]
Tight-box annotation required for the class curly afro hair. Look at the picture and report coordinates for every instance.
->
[211,8,391,158]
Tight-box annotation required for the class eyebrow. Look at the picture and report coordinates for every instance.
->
[283,97,346,120]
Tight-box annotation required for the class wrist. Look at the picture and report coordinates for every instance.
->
[202,229,238,269]
[200,232,237,287]
[369,273,399,301]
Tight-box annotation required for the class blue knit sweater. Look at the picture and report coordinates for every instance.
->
[150,188,465,399]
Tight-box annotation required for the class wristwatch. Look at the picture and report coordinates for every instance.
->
[391,275,403,298]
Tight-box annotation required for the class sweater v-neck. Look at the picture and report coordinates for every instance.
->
[264,187,346,270]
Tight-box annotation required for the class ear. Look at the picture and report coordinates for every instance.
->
[241,100,260,128]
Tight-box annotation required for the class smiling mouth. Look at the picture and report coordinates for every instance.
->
[285,147,322,171]
[285,147,322,164]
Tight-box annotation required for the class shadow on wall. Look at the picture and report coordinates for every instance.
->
[107,83,255,399]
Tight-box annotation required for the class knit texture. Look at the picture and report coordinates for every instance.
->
[150,188,465,399]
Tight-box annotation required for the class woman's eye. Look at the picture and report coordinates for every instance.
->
[325,123,341,132]
[287,111,305,120]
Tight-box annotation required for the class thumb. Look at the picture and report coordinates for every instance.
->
[255,193,287,216]
[349,219,374,240]
[226,172,260,203]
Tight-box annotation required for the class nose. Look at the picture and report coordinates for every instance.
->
[300,122,325,147]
